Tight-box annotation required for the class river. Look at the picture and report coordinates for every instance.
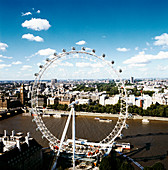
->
[0,114,168,169]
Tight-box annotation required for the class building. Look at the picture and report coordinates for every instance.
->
[51,79,57,89]
[128,94,152,109]
[37,98,45,107]
[59,97,73,105]
[20,84,25,105]
[47,97,58,105]
[77,99,90,105]
[130,77,134,84]
[0,97,9,110]
[152,93,168,105]
[0,130,43,170]
[99,94,107,106]
[104,95,120,105]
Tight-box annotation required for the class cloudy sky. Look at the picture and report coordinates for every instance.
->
[0,0,168,80]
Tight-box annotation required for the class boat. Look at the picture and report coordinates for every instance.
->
[53,114,61,118]
[115,143,131,151]
[142,119,149,123]
[99,119,112,123]
[121,143,131,150]
[42,114,50,117]
[94,117,100,120]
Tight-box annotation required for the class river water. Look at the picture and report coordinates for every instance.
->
[0,114,168,169]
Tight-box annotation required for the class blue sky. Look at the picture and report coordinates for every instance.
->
[0,0,168,80]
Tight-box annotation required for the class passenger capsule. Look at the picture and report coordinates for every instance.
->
[102,54,105,57]
[54,53,57,56]
[39,65,43,68]
[46,58,50,62]
[92,49,95,53]
[125,124,129,129]
[128,113,133,119]
[34,73,38,76]
[62,49,66,52]
[71,47,75,50]
[119,134,123,139]
[82,47,85,51]
[111,60,114,64]
[119,69,122,73]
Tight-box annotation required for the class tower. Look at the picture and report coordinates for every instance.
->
[130,77,134,84]
[51,79,57,89]
[20,84,25,105]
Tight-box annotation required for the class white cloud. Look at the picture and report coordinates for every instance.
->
[76,62,103,68]
[0,64,11,69]
[88,68,100,75]
[157,65,168,71]
[154,33,168,46]
[137,67,148,72]
[135,47,139,51]
[23,73,32,77]
[123,51,168,67]
[36,48,56,56]
[22,12,32,16]
[37,10,40,14]
[37,63,42,66]
[0,59,3,62]
[21,65,32,70]
[0,54,12,59]
[22,33,44,42]
[21,18,51,31]
[12,61,22,65]
[143,48,148,51]
[0,42,8,51]
[128,63,147,67]
[59,62,73,67]
[76,62,91,67]
[146,42,150,46]
[58,68,65,72]
[76,40,86,45]
[85,47,92,51]
[116,47,130,52]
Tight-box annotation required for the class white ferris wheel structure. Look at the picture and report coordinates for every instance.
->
[31,47,131,169]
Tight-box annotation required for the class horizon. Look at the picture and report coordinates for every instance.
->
[0,77,168,82]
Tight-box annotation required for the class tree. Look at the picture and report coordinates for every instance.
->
[144,162,165,170]
[99,155,114,170]
[120,161,134,170]
[152,162,165,170]
[99,151,119,170]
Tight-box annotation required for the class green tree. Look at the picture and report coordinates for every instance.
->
[120,161,134,170]
[144,162,165,170]
[152,162,165,170]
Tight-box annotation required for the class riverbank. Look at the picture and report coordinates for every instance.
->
[44,110,168,121]
[0,108,23,120]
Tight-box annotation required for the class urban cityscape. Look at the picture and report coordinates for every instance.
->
[1,0,168,170]
[0,76,168,169]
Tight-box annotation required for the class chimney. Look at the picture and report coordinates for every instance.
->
[4,130,7,137]
[11,130,15,138]
[16,139,21,151]
[27,132,30,138]
[25,136,29,147]
[0,138,3,153]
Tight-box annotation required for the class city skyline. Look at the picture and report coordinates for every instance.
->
[0,0,168,80]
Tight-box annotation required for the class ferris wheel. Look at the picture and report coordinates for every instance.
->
[31,47,130,169]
